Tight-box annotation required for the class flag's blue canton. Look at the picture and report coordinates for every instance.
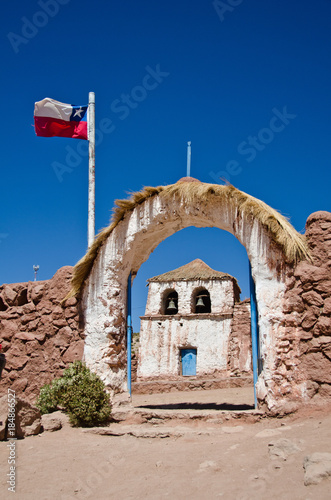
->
[70,105,88,122]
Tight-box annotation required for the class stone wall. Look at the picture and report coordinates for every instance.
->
[0,267,84,404]
[257,211,331,411]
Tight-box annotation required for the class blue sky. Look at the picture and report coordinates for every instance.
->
[1,0,330,331]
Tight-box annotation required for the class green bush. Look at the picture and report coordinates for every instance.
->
[36,361,111,427]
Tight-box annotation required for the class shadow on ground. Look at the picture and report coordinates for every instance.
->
[136,402,255,411]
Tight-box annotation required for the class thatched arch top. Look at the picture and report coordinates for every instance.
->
[68,181,310,299]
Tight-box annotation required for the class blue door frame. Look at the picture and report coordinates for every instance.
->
[249,262,260,409]
[181,348,197,376]
[127,272,132,397]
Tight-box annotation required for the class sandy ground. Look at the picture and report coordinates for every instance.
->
[1,387,331,500]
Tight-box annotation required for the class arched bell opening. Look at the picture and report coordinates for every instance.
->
[163,290,178,315]
[192,287,211,314]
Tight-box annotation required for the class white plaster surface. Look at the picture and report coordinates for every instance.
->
[138,278,235,378]
[145,279,234,316]
[138,315,233,378]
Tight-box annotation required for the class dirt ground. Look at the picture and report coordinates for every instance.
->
[1,387,331,500]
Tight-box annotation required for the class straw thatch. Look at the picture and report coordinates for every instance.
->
[148,258,235,282]
[66,181,310,299]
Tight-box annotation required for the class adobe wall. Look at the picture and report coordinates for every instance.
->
[138,315,234,379]
[144,278,236,315]
[0,267,84,403]
[227,299,252,376]
[138,278,237,379]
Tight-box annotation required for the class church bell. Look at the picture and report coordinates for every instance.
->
[167,298,177,312]
[196,296,205,307]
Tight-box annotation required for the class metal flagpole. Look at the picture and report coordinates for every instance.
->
[88,92,95,248]
[186,141,191,177]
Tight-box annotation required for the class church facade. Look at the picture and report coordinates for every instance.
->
[137,259,252,381]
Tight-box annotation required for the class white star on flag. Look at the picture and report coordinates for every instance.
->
[73,107,84,118]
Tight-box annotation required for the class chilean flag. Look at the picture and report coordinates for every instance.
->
[34,98,88,140]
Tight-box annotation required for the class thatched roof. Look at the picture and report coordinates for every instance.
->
[67,181,310,299]
[148,259,235,283]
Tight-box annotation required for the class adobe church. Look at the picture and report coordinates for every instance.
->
[137,259,252,381]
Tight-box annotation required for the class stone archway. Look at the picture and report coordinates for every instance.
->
[70,180,309,411]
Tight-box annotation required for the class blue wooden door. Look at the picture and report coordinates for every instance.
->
[181,349,197,376]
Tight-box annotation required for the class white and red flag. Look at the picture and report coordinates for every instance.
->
[34,98,88,140]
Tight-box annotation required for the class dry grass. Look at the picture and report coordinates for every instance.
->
[66,181,310,299]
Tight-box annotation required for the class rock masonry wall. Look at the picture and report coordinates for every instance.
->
[266,211,331,411]
[0,267,84,403]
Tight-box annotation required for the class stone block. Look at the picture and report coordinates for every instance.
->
[61,342,84,363]
[21,312,38,325]
[313,316,331,336]
[285,312,301,327]
[53,326,72,347]
[7,356,29,371]
[22,303,36,314]
[301,307,320,330]
[11,377,28,393]
[301,291,324,307]
[30,284,45,304]
[15,398,41,438]
[64,297,77,307]
[323,297,331,316]
[2,286,17,306]
[0,396,41,440]
[283,290,305,313]
[41,413,62,432]
[306,211,331,226]
[15,332,36,341]
[26,318,40,331]
[34,331,47,342]
[64,307,78,319]
[25,340,40,355]
[52,319,67,328]
[52,305,64,320]
[309,336,331,351]
[1,320,18,340]
[294,262,329,283]
[39,317,56,337]
[16,287,28,306]
[315,280,331,296]
[305,380,319,398]
[302,351,331,384]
